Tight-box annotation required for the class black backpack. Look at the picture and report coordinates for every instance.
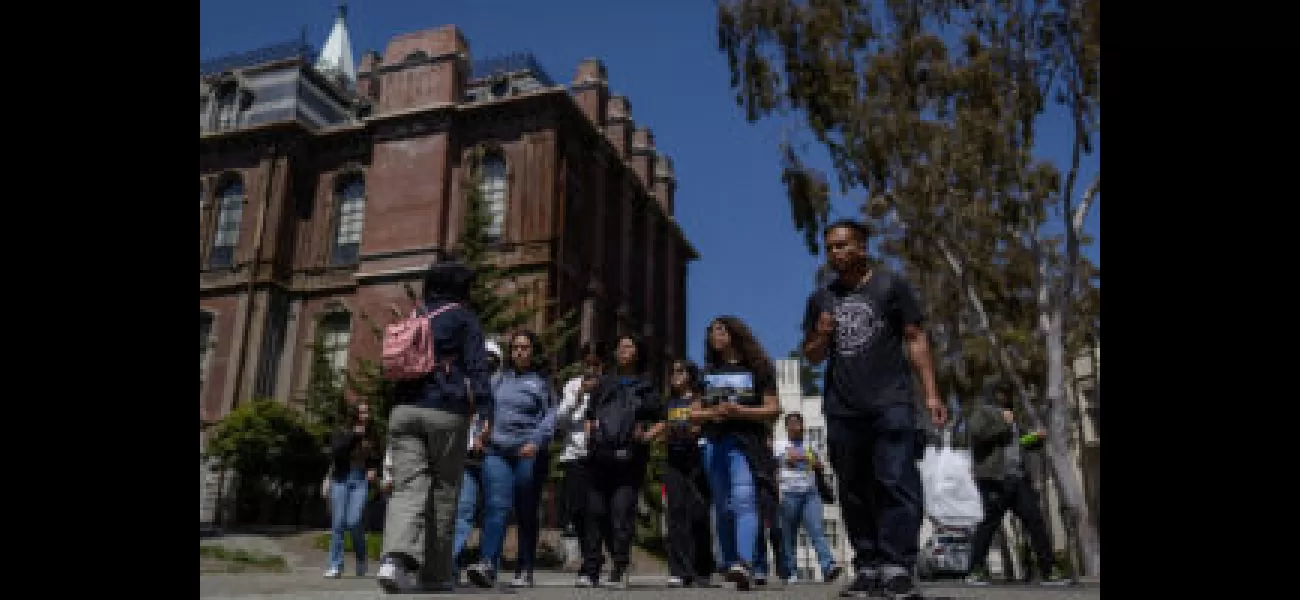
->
[588,381,645,462]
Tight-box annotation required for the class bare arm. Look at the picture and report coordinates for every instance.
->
[729,391,781,422]
[904,324,941,402]
[801,294,831,365]
[687,398,717,424]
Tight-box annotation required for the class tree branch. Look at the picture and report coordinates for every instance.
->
[935,235,1045,431]
[1071,173,1100,240]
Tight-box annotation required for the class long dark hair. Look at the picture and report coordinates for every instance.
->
[610,333,648,375]
[670,359,704,396]
[704,315,773,376]
[506,329,549,376]
[422,258,475,304]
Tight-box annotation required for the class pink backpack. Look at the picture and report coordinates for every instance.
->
[381,303,460,381]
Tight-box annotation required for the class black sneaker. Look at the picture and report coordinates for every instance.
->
[465,562,496,589]
[1039,575,1071,586]
[725,564,753,591]
[880,573,921,600]
[838,569,879,598]
[824,562,845,583]
[575,573,598,587]
[605,565,629,589]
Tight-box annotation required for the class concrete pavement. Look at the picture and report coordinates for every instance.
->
[201,572,1101,599]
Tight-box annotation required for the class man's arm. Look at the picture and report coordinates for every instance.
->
[903,324,941,402]
[800,293,831,365]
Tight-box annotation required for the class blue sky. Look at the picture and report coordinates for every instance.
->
[200,0,1100,366]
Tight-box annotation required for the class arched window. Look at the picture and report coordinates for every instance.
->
[319,312,353,375]
[331,174,365,265]
[216,85,241,130]
[479,153,507,239]
[210,178,244,268]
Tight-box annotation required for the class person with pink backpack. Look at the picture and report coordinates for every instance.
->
[375,259,495,594]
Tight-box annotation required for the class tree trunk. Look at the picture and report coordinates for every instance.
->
[1043,311,1101,577]
[938,237,1100,577]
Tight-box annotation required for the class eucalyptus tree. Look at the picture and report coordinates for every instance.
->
[717,0,1100,575]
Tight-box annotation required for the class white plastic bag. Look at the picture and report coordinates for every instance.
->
[918,430,984,528]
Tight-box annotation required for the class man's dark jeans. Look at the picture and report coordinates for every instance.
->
[826,403,924,573]
[968,475,1055,579]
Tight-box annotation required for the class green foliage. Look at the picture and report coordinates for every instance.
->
[459,146,579,368]
[204,398,329,489]
[199,545,288,572]
[312,531,384,560]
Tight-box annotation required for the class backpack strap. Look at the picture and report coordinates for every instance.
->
[414,302,461,319]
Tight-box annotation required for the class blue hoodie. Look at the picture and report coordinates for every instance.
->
[488,370,557,451]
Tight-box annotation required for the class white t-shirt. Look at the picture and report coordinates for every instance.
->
[772,439,825,493]
[556,376,589,462]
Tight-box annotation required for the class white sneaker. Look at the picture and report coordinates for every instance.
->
[784,575,800,585]
[324,567,341,579]
[666,575,685,587]
[376,559,415,594]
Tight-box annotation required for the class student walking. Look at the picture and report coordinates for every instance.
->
[773,412,843,583]
[324,402,381,578]
[466,330,558,589]
[691,316,782,591]
[800,219,947,599]
[377,260,495,594]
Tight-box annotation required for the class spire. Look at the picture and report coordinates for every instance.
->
[315,3,356,87]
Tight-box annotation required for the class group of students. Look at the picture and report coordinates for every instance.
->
[325,218,985,599]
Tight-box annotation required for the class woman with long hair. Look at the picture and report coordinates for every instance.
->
[689,316,782,591]
[644,359,717,587]
[378,259,495,594]
[578,333,661,589]
[325,401,382,578]
[466,330,557,589]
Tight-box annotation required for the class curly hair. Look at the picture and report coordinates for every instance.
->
[704,315,774,376]
[506,329,549,376]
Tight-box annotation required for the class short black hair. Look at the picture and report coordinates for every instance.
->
[824,219,870,243]
[422,259,475,303]
[784,412,804,426]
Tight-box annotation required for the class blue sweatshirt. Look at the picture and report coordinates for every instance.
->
[488,370,557,451]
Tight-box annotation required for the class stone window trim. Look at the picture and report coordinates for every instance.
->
[206,173,247,269]
[202,76,254,132]
[312,305,355,377]
[200,309,218,411]
[330,168,367,266]
[465,144,511,242]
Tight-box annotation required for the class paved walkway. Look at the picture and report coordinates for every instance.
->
[201,571,1101,599]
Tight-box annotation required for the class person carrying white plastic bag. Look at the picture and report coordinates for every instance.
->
[919,428,983,528]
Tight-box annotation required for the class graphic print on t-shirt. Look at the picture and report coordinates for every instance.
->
[832,295,885,358]
[704,371,756,405]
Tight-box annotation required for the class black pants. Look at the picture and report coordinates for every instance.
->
[662,458,715,581]
[581,460,644,576]
[826,405,924,572]
[968,476,1055,578]
[559,460,590,539]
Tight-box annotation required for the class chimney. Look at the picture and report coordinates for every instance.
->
[631,127,657,190]
[375,25,470,114]
[571,58,609,125]
[605,95,632,158]
[356,50,381,100]
[653,154,676,215]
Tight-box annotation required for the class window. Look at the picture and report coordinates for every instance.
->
[216,87,240,130]
[479,153,507,239]
[210,178,244,268]
[319,313,352,375]
[331,175,365,265]
[824,518,840,549]
[200,312,214,396]
[806,426,825,448]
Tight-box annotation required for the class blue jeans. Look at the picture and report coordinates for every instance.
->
[478,450,540,573]
[329,468,370,572]
[452,464,482,568]
[702,436,760,570]
[781,488,835,574]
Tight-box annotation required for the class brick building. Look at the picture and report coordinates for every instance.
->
[199,10,698,436]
